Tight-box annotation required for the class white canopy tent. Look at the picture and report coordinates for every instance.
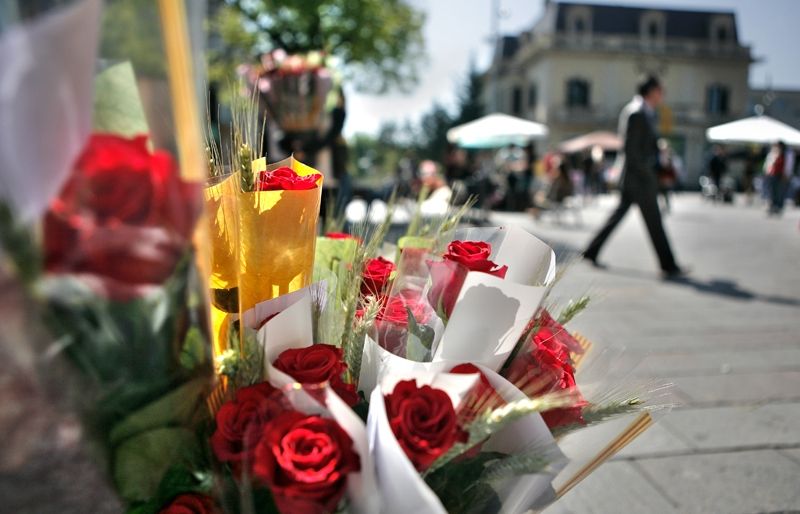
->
[558,130,622,153]
[447,113,548,149]
[706,115,800,147]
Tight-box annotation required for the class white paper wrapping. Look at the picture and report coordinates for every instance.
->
[251,287,380,513]
[367,386,447,514]
[360,336,565,513]
[453,225,556,286]
[433,272,547,371]
[0,0,101,222]
[475,364,568,513]
[324,388,381,514]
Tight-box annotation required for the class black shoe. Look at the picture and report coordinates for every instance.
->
[662,266,690,280]
[582,253,606,269]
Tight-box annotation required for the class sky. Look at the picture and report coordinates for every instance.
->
[343,0,800,137]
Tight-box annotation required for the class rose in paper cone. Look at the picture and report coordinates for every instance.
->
[273,344,359,406]
[44,134,201,300]
[374,290,432,355]
[237,158,322,313]
[361,256,395,297]
[427,240,508,318]
[384,379,466,471]
[505,327,586,429]
[252,411,360,514]
[210,382,282,470]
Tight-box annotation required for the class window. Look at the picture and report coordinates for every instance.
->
[640,11,665,44]
[710,16,734,48]
[566,78,590,108]
[528,84,538,109]
[512,86,523,115]
[566,6,592,37]
[707,84,730,115]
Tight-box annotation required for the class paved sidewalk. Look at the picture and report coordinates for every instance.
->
[491,193,800,514]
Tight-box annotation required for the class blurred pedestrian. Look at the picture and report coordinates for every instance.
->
[324,87,350,215]
[764,141,790,216]
[657,139,678,213]
[708,145,727,201]
[583,76,685,278]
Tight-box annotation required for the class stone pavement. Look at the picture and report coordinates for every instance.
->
[490,193,800,514]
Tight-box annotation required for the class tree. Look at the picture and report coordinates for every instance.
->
[453,59,484,126]
[209,0,426,93]
[416,102,453,161]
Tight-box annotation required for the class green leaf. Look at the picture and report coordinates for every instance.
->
[92,61,150,137]
[557,295,591,325]
[425,452,504,514]
[125,466,213,514]
[179,327,208,371]
[405,306,435,361]
[114,427,202,502]
[109,377,209,446]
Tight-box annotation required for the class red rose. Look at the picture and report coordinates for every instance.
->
[376,290,430,326]
[384,379,465,471]
[325,232,359,241]
[444,240,507,274]
[427,241,508,318]
[504,328,586,429]
[375,290,432,355]
[255,166,322,191]
[272,344,359,406]
[360,256,396,297]
[450,363,505,422]
[538,309,584,355]
[210,382,283,469]
[159,493,219,514]
[252,411,361,514]
[44,134,201,300]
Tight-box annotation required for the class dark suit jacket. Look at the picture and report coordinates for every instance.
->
[620,107,659,196]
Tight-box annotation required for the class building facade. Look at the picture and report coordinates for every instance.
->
[484,0,753,185]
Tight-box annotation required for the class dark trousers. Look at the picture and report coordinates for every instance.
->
[584,188,678,271]
[767,175,787,213]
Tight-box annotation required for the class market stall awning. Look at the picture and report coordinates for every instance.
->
[706,115,800,147]
[558,131,622,153]
[447,113,548,149]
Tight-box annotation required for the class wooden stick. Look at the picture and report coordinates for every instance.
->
[555,412,653,499]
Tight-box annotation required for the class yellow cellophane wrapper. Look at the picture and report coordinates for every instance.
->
[203,174,241,357]
[237,156,322,314]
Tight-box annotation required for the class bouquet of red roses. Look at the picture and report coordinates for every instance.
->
[204,219,670,514]
[238,49,333,134]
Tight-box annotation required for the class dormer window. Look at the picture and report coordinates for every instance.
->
[566,6,592,40]
[640,11,665,48]
[710,15,734,49]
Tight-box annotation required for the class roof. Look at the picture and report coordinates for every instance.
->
[554,2,739,41]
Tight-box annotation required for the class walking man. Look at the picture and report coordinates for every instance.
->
[583,76,685,278]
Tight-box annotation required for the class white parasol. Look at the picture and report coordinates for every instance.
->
[447,113,548,149]
[706,115,800,147]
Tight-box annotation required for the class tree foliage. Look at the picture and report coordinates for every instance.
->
[209,0,426,93]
